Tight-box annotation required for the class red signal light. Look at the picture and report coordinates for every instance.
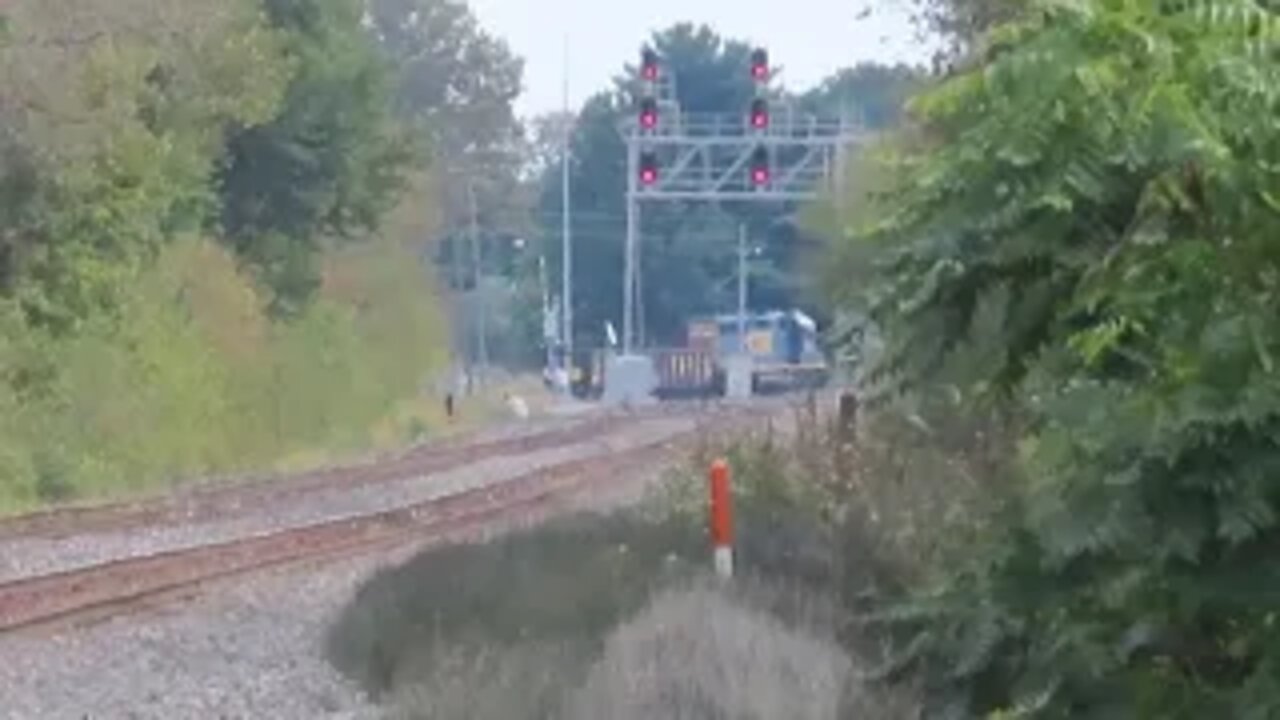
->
[639,98,658,130]
[640,151,659,186]
[641,48,659,81]
[750,48,769,81]
[750,146,769,186]
[750,99,769,129]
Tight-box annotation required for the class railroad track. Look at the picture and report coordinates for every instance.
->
[0,403,705,541]
[0,402,771,634]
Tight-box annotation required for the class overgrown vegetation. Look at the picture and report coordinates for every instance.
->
[0,0,523,510]
[326,411,948,718]
[823,0,1280,715]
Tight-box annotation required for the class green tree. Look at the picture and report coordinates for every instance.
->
[0,0,290,331]
[367,0,523,156]
[219,0,410,315]
[875,0,1024,66]
[798,63,924,130]
[829,0,1280,715]
[365,0,530,366]
[368,0,526,256]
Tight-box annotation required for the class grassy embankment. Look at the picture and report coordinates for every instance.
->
[0,0,538,515]
[0,182,534,514]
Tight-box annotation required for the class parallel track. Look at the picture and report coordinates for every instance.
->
[0,405,692,541]
[0,401,769,634]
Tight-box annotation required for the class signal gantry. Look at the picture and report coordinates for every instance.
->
[618,45,864,352]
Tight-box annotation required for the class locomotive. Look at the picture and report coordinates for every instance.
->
[573,309,829,400]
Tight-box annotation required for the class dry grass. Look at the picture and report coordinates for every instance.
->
[567,581,852,720]
[273,373,549,476]
[379,579,920,720]
[385,640,583,720]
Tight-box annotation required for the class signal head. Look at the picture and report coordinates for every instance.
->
[639,98,658,130]
[750,98,769,129]
[640,151,659,186]
[750,146,769,186]
[641,48,659,81]
[750,48,769,81]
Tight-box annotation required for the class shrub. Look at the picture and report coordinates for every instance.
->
[325,511,707,701]
[567,582,853,720]
[385,640,583,720]
[827,0,1280,714]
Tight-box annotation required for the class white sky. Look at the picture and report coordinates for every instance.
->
[466,0,937,119]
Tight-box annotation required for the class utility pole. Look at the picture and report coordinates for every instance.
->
[539,254,554,376]
[561,34,574,386]
[737,223,748,354]
[468,181,488,386]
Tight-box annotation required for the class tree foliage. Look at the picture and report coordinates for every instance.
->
[798,63,924,130]
[0,0,290,330]
[367,0,523,159]
[370,0,526,270]
[828,0,1280,715]
[0,0,456,507]
[219,0,411,314]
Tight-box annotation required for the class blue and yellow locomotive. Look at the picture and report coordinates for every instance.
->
[687,309,829,394]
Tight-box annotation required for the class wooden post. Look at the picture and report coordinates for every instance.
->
[709,458,734,578]
[838,390,858,438]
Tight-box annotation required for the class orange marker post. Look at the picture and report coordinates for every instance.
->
[709,458,734,578]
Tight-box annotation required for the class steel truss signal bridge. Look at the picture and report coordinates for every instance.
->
[623,111,860,201]
[615,47,866,354]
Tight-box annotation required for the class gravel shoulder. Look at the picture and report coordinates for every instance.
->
[0,551,391,720]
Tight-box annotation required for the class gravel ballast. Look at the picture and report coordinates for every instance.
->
[0,552,389,720]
